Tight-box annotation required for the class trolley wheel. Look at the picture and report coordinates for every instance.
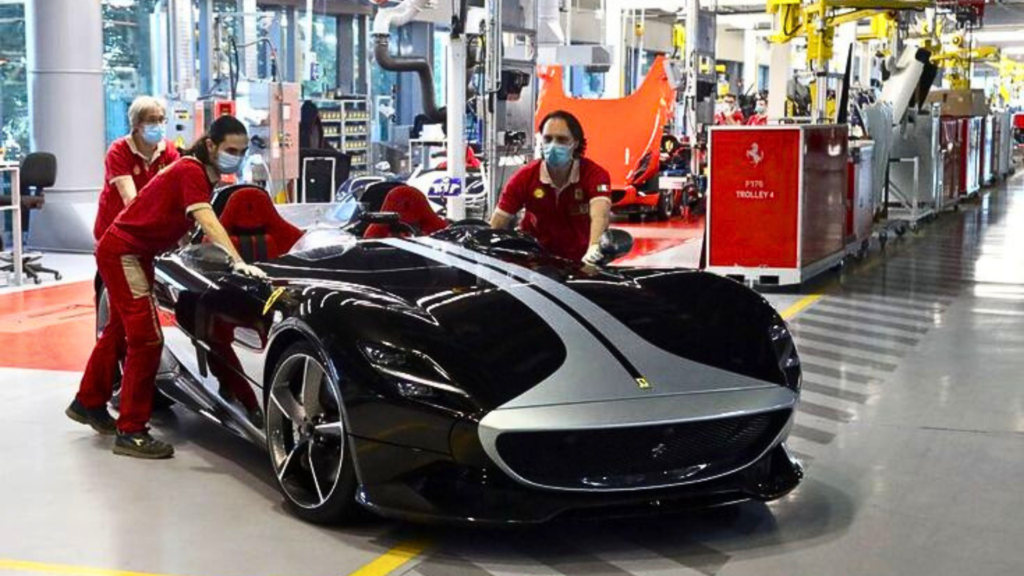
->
[895,226,907,238]
[910,222,920,233]
[54,273,63,281]
[34,277,42,285]
[858,239,870,259]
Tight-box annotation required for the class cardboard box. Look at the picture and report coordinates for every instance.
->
[925,89,990,117]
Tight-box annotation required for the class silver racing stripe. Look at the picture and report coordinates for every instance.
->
[412,237,782,408]
[379,238,638,405]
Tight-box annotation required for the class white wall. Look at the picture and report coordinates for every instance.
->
[716,28,745,62]
[566,10,674,53]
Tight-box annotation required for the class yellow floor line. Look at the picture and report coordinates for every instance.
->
[780,293,823,320]
[0,559,188,576]
[345,539,431,576]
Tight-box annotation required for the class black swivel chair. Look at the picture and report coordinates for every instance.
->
[1,152,61,283]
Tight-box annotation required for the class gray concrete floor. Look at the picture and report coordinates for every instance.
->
[2,175,1024,576]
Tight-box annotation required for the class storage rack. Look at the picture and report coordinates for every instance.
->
[316,95,370,178]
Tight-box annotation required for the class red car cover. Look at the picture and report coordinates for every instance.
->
[535,56,675,196]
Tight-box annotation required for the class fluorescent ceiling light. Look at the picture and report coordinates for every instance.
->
[717,14,773,28]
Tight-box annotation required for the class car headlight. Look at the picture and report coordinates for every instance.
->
[769,323,802,392]
[359,342,472,406]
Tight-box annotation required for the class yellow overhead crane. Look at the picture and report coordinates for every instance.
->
[927,32,1000,90]
[766,0,931,121]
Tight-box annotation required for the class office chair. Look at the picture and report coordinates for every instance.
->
[0,152,61,284]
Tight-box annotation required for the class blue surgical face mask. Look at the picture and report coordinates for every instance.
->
[543,142,574,168]
[215,150,243,174]
[140,123,165,145]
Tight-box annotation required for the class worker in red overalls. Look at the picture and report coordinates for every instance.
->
[94,96,179,299]
[714,94,745,126]
[67,115,265,459]
[490,110,612,263]
[747,95,769,126]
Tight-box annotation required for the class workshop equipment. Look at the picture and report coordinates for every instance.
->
[706,124,848,287]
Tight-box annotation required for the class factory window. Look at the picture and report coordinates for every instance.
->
[299,13,338,98]
[0,0,27,159]
[432,29,447,107]
[102,0,160,147]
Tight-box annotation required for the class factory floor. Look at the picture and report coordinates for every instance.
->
[1,174,1023,576]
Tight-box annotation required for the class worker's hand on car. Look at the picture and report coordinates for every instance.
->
[582,244,604,266]
[232,261,268,279]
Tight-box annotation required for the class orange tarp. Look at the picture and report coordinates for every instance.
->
[536,56,675,191]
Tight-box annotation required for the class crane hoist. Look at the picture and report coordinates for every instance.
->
[766,0,931,121]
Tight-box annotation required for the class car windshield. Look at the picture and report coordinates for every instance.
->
[277,202,358,230]
[286,226,359,261]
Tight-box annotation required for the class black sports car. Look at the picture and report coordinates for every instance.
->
[100,185,804,524]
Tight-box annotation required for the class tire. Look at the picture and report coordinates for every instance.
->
[96,285,175,410]
[266,341,358,524]
[656,190,673,221]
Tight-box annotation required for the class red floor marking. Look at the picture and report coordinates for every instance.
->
[0,281,96,371]
[613,215,705,262]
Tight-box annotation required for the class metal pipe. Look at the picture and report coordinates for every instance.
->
[372,35,445,123]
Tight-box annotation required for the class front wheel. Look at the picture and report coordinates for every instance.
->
[266,341,358,524]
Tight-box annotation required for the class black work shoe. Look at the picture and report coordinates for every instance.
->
[113,431,175,459]
[65,399,117,435]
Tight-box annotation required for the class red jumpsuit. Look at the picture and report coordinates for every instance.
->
[495,158,611,261]
[95,136,179,241]
[77,157,214,433]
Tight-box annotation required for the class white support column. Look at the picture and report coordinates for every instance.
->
[767,42,791,119]
[603,0,624,98]
[446,36,468,220]
[25,0,105,251]
[743,30,758,94]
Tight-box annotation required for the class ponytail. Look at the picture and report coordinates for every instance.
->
[182,115,248,165]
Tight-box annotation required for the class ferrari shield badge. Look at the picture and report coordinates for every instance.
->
[533,188,545,199]
[263,287,285,316]
[636,377,651,390]
[574,188,583,200]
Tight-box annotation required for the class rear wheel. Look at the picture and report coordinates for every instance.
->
[266,342,358,524]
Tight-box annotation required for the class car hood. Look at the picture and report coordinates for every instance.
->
[266,236,789,412]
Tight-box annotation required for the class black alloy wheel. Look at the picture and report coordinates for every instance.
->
[266,341,358,523]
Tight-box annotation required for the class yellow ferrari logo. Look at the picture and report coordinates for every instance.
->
[574,188,583,200]
[263,287,285,316]
[174,136,186,149]
[636,377,651,390]
[533,188,545,199]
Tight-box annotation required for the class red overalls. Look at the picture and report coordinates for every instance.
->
[495,158,611,261]
[77,158,214,433]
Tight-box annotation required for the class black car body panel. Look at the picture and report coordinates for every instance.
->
[146,214,804,524]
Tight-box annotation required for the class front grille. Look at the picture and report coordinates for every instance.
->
[495,410,790,490]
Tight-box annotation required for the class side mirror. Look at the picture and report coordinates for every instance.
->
[598,229,634,263]
[180,243,234,274]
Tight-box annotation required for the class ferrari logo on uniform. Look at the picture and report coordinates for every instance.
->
[574,188,583,200]
[133,165,141,176]
[636,377,651,390]
[533,188,545,199]
[263,287,285,316]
